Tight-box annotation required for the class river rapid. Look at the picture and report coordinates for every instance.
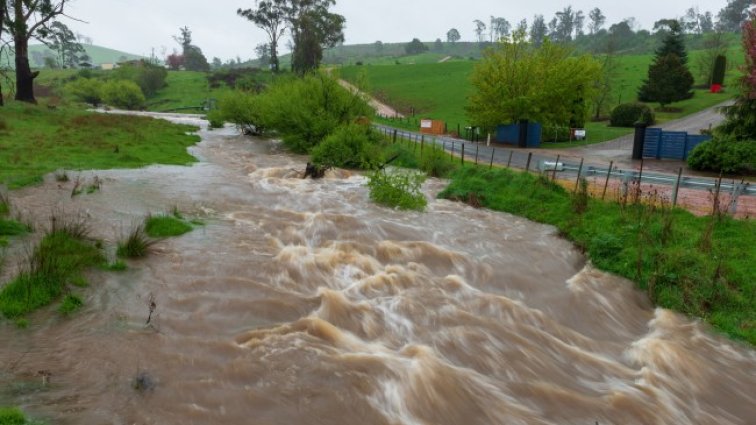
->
[1,114,754,425]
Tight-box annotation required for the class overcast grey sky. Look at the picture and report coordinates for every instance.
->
[61,0,731,60]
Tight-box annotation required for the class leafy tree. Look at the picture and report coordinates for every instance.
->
[46,21,84,68]
[5,0,70,103]
[184,45,210,71]
[515,19,527,35]
[374,40,383,53]
[489,16,510,42]
[530,15,547,46]
[639,20,693,107]
[446,28,460,43]
[700,11,715,33]
[0,0,7,106]
[695,30,729,85]
[405,38,428,55]
[717,9,756,140]
[252,72,372,152]
[588,8,605,34]
[574,10,585,38]
[172,27,209,71]
[238,0,287,73]
[65,77,103,106]
[212,56,223,69]
[639,54,694,108]
[166,52,184,70]
[466,29,601,129]
[255,43,270,67]
[554,6,575,42]
[473,20,486,43]
[287,0,345,75]
[433,38,443,52]
[717,0,751,32]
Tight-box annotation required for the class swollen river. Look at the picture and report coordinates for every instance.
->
[1,116,754,424]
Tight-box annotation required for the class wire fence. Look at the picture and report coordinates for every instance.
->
[375,124,755,219]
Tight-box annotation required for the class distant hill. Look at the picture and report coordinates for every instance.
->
[1,44,144,68]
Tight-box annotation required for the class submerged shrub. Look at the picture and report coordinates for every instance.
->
[59,294,84,315]
[310,123,383,169]
[144,215,193,238]
[367,170,427,211]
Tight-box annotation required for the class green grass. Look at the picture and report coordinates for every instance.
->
[439,166,755,345]
[144,215,193,238]
[147,71,232,112]
[103,260,127,272]
[342,47,747,145]
[0,406,44,425]
[58,294,84,316]
[0,102,200,188]
[0,229,104,319]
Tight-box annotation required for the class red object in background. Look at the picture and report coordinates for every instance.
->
[710,84,722,93]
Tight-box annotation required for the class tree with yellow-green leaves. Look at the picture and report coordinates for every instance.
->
[466,29,601,130]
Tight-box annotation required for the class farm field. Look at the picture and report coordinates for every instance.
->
[340,46,746,144]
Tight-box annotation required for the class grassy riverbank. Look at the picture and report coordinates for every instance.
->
[438,166,755,345]
[0,102,200,188]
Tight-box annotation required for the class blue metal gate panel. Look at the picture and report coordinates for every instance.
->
[495,124,519,145]
[660,131,687,159]
[526,123,542,148]
[643,128,662,158]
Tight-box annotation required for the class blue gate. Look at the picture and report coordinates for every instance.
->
[495,122,542,148]
[643,128,711,160]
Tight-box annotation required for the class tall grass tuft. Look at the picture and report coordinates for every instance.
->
[117,224,155,258]
[0,213,104,318]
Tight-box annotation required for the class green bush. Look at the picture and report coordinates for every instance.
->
[420,144,456,178]
[367,170,427,211]
[310,124,383,169]
[257,72,373,153]
[217,92,265,132]
[687,138,756,174]
[610,102,656,127]
[206,110,224,129]
[111,62,167,97]
[117,224,155,258]
[101,80,146,110]
[65,78,104,106]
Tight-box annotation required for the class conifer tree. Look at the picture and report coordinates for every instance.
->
[638,20,694,107]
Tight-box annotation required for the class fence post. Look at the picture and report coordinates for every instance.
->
[637,158,645,185]
[728,180,747,215]
[490,148,495,169]
[552,154,561,181]
[420,135,425,158]
[392,129,397,144]
[461,144,465,165]
[632,124,647,160]
[450,142,455,161]
[672,167,683,207]
[507,151,513,168]
[602,161,614,200]
[475,144,479,165]
[525,152,533,173]
[574,158,584,193]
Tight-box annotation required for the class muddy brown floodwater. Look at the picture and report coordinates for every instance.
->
[1,114,754,425]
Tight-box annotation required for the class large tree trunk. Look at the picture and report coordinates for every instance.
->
[14,34,37,103]
[13,1,36,103]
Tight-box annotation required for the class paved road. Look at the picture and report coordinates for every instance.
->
[557,101,733,163]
